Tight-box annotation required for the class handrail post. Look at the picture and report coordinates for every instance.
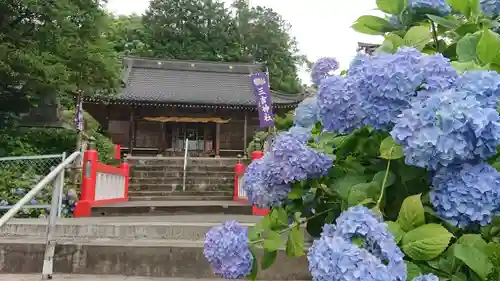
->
[56,152,66,217]
[182,138,189,192]
[41,163,64,279]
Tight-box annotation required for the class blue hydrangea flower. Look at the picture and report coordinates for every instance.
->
[348,54,370,76]
[408,0,451,15]
[242,157,291,208]
[294,96,319,128]
[287,126,312,143]
[204,220,253,279]
[455,70,500,109]
[430,163,500,228]
[317,75,363,134]
[418,53,457,96]
[332,206,406,281]
[412,274,439,281]
[308,234,406,281]
[265,131,334,183]
[480,0,500,17]
[311,57,339,85]
[354,47,424,129]
[392,90,500,170]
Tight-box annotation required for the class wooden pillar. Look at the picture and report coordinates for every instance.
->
[102,104,110,131]
[128,106,136,155]
[215,123,220,157]
[160,122,167,155]
[203,125,209,153]
[243,111,248,156]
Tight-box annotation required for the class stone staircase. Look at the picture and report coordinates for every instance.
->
[0,215,310,279]
[128,157,236,198]
[0,157,310,279]
[90,157,252,216]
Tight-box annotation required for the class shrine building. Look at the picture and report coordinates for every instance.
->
[82,57,302,157]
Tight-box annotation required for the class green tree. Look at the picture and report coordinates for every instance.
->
[142,0,240,61]
[106,14,152,56]
[0,0,122,127]
[232,0,306,94]
[112,0,307,94]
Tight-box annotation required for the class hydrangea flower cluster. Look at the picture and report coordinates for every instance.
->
[354,48,456,129]
[430,163,500,228]
[308,206,406,281]
[317,75,363,134]
[311,57,339,85]
[407,0,451,15]
[203,220,253,279]
[455,70,500,109]
[480,0,500,17]
[293,96,319,128]
[266,131,333,183]
[391,90,500,170]
[243,157,291,209]
[242,127,333,208]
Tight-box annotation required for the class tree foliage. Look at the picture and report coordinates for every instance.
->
[0,0,122,127]
[110,0,306,94]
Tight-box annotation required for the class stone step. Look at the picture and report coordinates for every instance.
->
[130,177,233,185]
[130,165,235,174]
[91,201,252,217]
[129,183,233,192]
[129,195,233,201]
[0,237,309,279]
[127,157,240,167]
[130,170,234,178]
[128,191,233,197]
[0,215,260,241]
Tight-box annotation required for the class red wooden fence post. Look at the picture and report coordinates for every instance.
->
[120,162,130,201]
[233,160,246,201]
[114,144,121,160]
[250,151,269,216]
[74,150,98,217]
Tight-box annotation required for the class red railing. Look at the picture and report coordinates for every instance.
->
[74,149,130,217]
[233,151,270,216]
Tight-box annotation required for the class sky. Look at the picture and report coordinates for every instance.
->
[105,0,384,84]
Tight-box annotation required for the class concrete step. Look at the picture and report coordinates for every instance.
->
[129,195,233,201]
[130,166,234,176]
[0,215,260,241]
[130,177,233,185]
[130,170,234,179]
[128,191,233,197]
[90,201,252,217]
[129,183,233,192]
[0,237,309,279]
[126,157,240,167]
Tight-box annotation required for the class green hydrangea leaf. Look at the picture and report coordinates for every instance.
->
[401,224,453,261]
[286,226,305,257]
[379,136,404,160]
[397,194,426,232]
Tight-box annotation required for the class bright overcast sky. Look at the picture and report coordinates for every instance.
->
[105,0,384,84]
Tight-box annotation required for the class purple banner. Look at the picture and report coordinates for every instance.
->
[74,95,84,131]
[249,72,275,128]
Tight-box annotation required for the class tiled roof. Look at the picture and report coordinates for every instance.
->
[112,57,302,106]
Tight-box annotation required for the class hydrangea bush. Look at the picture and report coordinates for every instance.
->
[204,0,500,281]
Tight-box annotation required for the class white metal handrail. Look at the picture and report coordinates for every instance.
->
[0,151,81,280]
[182,138,189,192]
